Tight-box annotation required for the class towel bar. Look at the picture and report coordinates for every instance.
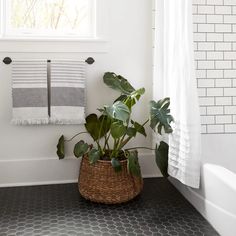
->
[2,57,95,65]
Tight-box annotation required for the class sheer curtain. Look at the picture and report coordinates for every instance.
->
[153,0,201,188]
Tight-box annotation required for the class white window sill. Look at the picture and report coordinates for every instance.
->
[0,37,109,53]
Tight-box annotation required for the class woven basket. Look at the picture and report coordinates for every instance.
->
[78,155,143,204]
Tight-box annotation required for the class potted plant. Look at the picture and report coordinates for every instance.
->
[56,72,173,204]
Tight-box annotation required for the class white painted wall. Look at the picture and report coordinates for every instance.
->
[0,0,160,187]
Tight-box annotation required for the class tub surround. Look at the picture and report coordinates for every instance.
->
[171,164,236,236]
[193,0,236,134]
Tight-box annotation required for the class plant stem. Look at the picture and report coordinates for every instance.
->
[65,132,88,142]
[96,140,103,154]
[110,138,119,159]
[142,119,149,127]
[98,115,105,140]
[103,134,108,150]
[119,119,150,149]
[105,132,111,150]
[118,136,131,149]
[96,115,106,154]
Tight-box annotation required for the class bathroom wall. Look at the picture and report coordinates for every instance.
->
[193,0,236,172]
[192,0,236,174]
[0,0,158,186]
[193,0,236,134]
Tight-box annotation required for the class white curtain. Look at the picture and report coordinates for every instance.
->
[153,0,201,188]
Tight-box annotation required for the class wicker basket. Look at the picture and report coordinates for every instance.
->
[78,155,143,204]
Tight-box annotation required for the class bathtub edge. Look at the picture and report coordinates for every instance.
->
[170,177,236,236]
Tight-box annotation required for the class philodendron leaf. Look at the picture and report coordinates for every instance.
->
[126,127,137,137]
[99,115,112,137]
[130,88,145,101]
[57,135,65,160]
[131,120,147,137]
[103,72,135,95]
[127,151,141,177]
[105,101,130,123]
[74,140,89,158]
[111,121,126,139]
[88,148,100,164]
[111,158,122,172]
[155,141,169,177]
[84,114,100,141]
[123,88,145,110]
[114,94,128,103]
[85,114,111,141]
[150,97,174,135]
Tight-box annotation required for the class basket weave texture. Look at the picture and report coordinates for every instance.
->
[78,155,143,204]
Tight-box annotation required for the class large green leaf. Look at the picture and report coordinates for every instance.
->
[74,140,89,158]
[111,158,122,172]
[88,148,100,164]
[84,114,111,141]
[110,121,126,139]
[99,115,111,137]
[155,141,169,177]
[126,127,137,137]
[103,72,135,95]
[84,114,100,141]
[130,88,145,100]
[131,120,147,137]
[127,151,141,177]
[56,135,65,160]
[105,101,130,123]
[114,94,128,103]
[103,72,145,110]
[121,88,145,110]
[150,98,174,135]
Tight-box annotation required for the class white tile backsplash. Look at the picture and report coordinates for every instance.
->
[193,0,236,133]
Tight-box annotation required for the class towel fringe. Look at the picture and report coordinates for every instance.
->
[11,118,49,125]
[49,118,85,125]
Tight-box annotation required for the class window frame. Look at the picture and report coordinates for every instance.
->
[0,0,98,40]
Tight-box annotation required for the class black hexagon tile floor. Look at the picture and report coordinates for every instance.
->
[0,178,219,236]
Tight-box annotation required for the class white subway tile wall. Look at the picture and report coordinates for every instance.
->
[193,0,236,133]
[153,0,236,134]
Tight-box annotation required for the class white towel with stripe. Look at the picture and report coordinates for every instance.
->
[11,60,49,125]
[50,60,86,124]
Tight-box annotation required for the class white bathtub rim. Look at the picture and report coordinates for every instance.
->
[204,163,236,192]
[170,176,236,236]
[186,182,236,220]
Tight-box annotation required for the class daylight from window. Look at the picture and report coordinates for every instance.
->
[2,0,95,38]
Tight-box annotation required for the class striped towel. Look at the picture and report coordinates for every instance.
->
[11,60,49,125]
[50,60,86,124]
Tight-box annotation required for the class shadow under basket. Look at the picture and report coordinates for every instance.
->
[78,155,143,204]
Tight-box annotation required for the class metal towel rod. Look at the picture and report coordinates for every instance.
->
[2,57,95,65]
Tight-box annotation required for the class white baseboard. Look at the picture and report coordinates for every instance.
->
[0,153,161,187]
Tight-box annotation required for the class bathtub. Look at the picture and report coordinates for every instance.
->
[171,163,236,236]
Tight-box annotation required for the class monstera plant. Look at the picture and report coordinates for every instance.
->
[56,72,173,177]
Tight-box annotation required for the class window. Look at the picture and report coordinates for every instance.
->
[0,0,96,39]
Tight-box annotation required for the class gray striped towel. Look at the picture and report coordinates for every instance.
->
[11,60,49,125]
[50,60,86,124]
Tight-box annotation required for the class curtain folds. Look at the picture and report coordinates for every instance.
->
[154,0,201,188]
